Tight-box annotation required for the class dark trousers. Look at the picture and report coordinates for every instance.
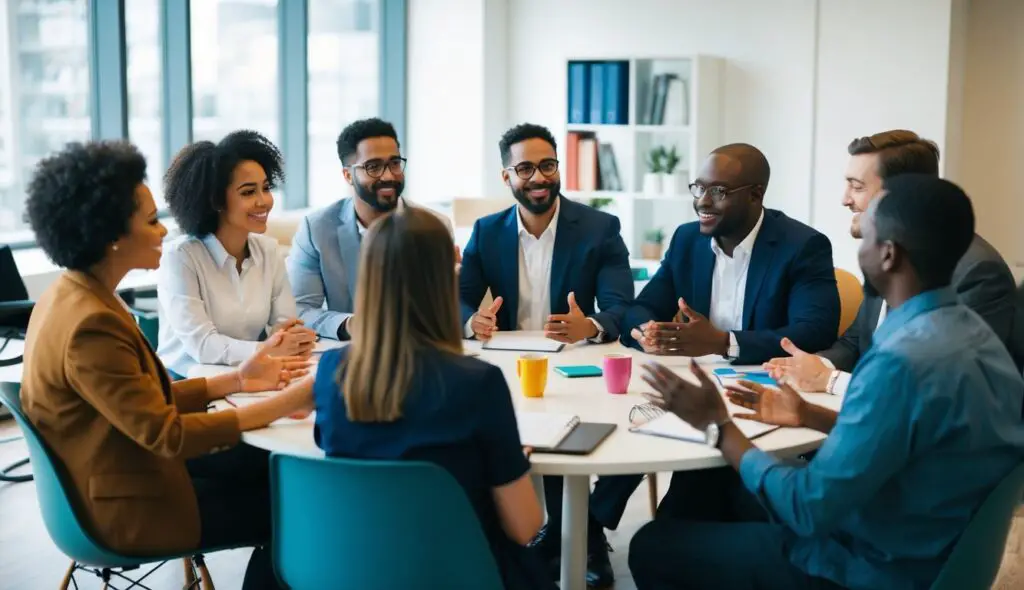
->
[543,473,644,536]
[628,468,845,590]
[187,444,283,590]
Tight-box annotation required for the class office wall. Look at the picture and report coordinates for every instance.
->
[407,0,980,275]
[959,0,1024,273]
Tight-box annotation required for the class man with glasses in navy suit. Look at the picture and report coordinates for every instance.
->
[459,123,634,588]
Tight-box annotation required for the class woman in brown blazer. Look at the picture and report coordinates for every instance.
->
[21,140,314,590]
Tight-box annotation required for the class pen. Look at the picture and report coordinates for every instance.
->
[223,397,238,408]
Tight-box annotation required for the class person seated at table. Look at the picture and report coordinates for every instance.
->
[763,129,1018,394]
[629,175,1024,590]
[156,130,315,380]
[570,143,841,572]
[460,123,633,345]
[312,206,554,590]
[20,140,314,590]
[286,117,453,341]
[460,123,634,587]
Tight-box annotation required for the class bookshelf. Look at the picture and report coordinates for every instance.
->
[561,55,723,257]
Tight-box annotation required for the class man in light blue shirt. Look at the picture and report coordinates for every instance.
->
[630,174,1024,590]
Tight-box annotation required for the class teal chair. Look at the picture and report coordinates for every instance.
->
[931,462,1024,590]
[270,453,504,590]
[0,382,239,590]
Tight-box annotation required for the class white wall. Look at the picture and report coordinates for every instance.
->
[959,0,1024,272]
[407,0,1023,277]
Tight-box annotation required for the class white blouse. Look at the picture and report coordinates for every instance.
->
[156,232,297,377]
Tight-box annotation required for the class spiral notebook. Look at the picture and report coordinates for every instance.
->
[515,411,581,450]
[628,402,779,443]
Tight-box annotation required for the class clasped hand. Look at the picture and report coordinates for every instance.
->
[631,298,729,357]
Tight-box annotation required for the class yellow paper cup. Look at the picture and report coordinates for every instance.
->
[516,354,548,398]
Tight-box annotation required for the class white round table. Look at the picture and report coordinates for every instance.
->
[197,333,839,590]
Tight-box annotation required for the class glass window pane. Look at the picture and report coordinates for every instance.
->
[0,0,90,238]
[190,0,279,146]
[126,0,164,207]
[307,0,379,209]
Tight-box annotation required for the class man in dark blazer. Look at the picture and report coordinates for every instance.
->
[620,144,841,364]
[765,130,1018,394]
[459,123,633,345]
[460,123,633,587]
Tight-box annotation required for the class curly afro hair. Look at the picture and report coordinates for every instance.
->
[336,118,399,166]
[163,130,284,237]
[25,140,147,271]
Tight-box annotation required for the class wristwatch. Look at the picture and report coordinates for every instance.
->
[704,417,733,449]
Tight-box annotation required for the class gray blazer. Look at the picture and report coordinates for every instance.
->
[286,197,453,339]
[819,233,1018,371]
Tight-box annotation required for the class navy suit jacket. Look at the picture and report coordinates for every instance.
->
[620,208,840,364]
[459,196,634,341]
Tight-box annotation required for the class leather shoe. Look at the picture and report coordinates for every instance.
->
[586,529,615,589]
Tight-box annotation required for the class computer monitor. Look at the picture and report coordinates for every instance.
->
[0,246,33,334]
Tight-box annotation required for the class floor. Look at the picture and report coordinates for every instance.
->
[2,418,1022,589]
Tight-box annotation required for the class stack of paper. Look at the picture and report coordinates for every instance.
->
[630,412,778,443]
[515,411,580,450]
[482,335,564,353]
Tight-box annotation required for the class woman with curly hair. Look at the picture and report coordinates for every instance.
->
[20,140,313,589]
[157,130,315,379]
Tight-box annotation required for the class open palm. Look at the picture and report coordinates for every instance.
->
[725,380,805,427]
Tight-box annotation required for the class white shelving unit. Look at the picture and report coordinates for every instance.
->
[561,55,723,257]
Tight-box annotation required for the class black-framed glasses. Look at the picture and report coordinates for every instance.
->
[689,182,755,202]
[352,157,407,179]
[506,158,559,180]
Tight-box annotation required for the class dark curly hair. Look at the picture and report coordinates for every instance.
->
[336,118,399,166]
[498,123,557,166]
[164,130,284,237]
[25,140,147,271]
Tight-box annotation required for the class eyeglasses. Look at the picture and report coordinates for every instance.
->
[688,182,755,202]
[351,157,407,179]
[506,158,559,180]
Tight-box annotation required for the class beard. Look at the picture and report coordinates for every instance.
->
[512,180,560,215]
[354,179,404,212]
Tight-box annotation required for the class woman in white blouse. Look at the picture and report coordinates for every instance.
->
[157,130,315,379]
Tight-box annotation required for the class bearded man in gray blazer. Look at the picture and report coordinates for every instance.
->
[764,130,1018,394]
[287,118,451,340]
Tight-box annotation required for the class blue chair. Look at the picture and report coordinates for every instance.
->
[931,462,1024,590]
[0,381,238,590]
[270,453,504,590]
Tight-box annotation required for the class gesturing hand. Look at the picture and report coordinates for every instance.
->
[239,333,313,392]
[725,379,806,427]
[262,323,316,358]
[640,359,729,430]
[471,296,503,340]
[545,292,598,344]
[762,337,832,392]
[632,299,730,357]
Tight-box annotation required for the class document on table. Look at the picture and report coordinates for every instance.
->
[314,338,347,353]
[482,335,564,353]
[515,411,580,450]
[630,412,779,443]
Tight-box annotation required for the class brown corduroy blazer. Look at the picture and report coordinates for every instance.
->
[21,271,241,554]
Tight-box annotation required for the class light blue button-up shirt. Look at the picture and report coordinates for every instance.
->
[740,288,1024,590]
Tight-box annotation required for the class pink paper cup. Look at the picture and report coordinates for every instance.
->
[602,353,632,394]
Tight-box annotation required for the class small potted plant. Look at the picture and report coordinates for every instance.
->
[587,196,617,218]
[661,145,684,195]
[641,227,665,260]
[642,146,665,195]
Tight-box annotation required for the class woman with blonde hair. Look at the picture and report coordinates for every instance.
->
[312,206,553,589]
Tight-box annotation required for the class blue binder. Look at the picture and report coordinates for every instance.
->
[567,62,589,124]
[589,62,606,124]
[603,61,629,125]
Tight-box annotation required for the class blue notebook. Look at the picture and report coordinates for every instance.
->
[555,365,603,378]
[712,368,777,387]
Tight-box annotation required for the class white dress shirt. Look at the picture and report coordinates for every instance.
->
[709,209,765,358]
[819,304,887,395]
[157,233,297,377]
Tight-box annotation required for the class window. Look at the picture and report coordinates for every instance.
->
[307,0,379,208]
[0,0,90,239]
[190,0,280,147]
[126,0,164,207]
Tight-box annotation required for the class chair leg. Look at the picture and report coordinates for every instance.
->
[59,561,76,590]
[647,472,658,517]
[183,557,197,589]
[194,554,215,590]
